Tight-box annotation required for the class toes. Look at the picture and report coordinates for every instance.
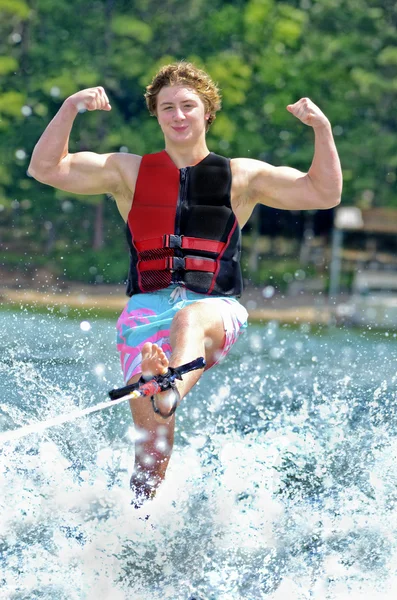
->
[157,349,169,374]
[149,343,157,360]
[141,342,153,358]
[140,342,169,378]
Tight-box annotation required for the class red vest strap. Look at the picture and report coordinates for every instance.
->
[134,237,164,252]
[135,235,225,254]
[139,256,217,273]
[179,236,225,254]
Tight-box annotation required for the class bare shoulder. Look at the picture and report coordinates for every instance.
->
[231,156,316,212]
[230,157,272,228]
[231,157,273,184]
[110,152,142,190]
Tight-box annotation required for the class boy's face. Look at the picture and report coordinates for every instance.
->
[156,85,209,145]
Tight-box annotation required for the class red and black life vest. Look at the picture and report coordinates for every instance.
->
[125,150,243,297]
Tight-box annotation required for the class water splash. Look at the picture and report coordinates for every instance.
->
[1,311,397,598]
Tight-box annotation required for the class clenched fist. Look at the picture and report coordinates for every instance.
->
[67,87,111,113]
[287,98,329,129]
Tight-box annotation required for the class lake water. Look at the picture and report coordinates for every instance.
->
[1,307,397,599]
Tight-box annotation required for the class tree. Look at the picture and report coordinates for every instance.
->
[1,0,396,283]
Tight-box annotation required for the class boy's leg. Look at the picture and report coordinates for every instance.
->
[128,301,226,504]
[128,377,175,506]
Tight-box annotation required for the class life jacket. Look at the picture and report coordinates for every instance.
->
[125,150,243,297]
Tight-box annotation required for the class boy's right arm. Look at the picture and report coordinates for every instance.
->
[28,87,134,200]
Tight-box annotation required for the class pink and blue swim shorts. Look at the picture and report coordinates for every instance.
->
[116,285,248,384]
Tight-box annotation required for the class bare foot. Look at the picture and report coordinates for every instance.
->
[141,342,169,380]
[140,343,180,420]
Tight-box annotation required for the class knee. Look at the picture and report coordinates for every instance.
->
[171,305,203,334]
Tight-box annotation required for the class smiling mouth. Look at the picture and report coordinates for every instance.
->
[172,126,188,131]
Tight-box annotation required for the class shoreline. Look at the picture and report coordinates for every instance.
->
[0,284,333,325]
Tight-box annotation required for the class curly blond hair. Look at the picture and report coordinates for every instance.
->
[145,62,222,130]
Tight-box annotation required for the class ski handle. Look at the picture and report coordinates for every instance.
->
[108,356,206,401]
[173,356,206,378]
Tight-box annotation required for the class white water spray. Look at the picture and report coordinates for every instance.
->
[0,393,130,444]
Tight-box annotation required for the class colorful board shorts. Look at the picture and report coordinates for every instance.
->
[116,285,248,384]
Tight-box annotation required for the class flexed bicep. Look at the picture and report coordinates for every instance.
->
[29,87,119,196]
[41,151,121,196]
[233,158,315,211]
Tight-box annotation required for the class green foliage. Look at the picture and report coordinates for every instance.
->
[377,46,397,66]
[111,16,153,43]
[0,56,18,76]
[242,256,316,291]
[0,91,25,117]
[54,246,128,284]
[207,53,252,107]
[1,0,397,283]
[0,0,30,18]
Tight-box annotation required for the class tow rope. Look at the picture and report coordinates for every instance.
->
[0,357,206,444]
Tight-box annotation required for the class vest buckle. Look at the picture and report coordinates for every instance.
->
[165,234,182,249]
[166,256,185,271]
